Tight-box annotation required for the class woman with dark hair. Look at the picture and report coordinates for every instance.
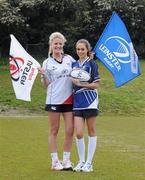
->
[72,39,101,172]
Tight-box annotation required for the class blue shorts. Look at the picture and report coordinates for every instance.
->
[73,109,99,119]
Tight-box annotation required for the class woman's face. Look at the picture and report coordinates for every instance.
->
[51,38,64,54]
[76,43,88,60]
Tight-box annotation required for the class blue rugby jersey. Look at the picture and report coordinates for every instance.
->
[72,58,100,110]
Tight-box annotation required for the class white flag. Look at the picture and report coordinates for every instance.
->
[9,34,40,101]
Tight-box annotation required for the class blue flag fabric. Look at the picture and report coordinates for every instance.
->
[93,11,141,87]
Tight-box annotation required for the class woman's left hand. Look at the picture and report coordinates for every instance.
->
[71,78,81,86]
[71,78,88,87]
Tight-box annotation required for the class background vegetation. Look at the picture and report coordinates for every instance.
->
[0,60,145,116]
[1,2,145,179]
[0,1,145,115]
[0,0,145,59]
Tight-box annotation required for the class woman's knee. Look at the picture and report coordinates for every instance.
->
[88,127,96,136]
[76,131,84,139]
[65,127,74,137]
[50,128,59,136]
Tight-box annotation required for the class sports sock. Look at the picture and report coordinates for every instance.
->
[86,136,97,164]
[76,137,85,162]
[63,151,70,162]
[51,152,58,163]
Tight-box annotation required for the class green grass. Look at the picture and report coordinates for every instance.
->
[98,60,145,115]
[0,64,46,114]
[0,60,145,115]
[0,59,145,179]
[0,116,145,180]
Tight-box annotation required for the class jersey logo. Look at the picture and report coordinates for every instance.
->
[62,69,69,74]
[51,106,56,110]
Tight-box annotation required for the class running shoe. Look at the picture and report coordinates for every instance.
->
[81,162,93,172]
[51,160,63,171]
[73,161,85,172]
[62,160,73,171]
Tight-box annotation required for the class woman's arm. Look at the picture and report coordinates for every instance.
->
[71,78,100,89]
[38,68,49,88]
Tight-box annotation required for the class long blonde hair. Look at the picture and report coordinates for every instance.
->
[76,39,94,59]
[48,32,67,56]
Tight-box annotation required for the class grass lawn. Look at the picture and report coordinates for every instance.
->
[0,115,145,180]
[0,60,145,180]
[0,61,145,115]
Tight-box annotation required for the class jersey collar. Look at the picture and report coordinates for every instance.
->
[51,54,64,64]
[78,57,89,67]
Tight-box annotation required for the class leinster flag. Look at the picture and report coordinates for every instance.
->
[9,34,40,101]
[93,11,141,87]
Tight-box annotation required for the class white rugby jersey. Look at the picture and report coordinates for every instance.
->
[42,55,75,105]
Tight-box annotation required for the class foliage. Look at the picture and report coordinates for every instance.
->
[0,0,145,57]
[0,0,27,56]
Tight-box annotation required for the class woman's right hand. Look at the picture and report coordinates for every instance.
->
[38,68,49,87]
[38,67,45,75]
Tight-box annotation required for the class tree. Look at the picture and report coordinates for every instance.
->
[0,0,27,56]
[0,0,145,58]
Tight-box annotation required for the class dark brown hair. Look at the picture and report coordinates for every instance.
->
[76,39,94,59]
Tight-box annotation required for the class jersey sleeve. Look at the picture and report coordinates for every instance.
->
[90,60,101,82]
[66,54,76,63]
[72,61,78,69]
[71,57,76,63]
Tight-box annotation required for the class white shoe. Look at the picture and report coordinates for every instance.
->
[62,160,73,171]
[81,162,93,172]
[73,161,85,172]
[51,160,63,171]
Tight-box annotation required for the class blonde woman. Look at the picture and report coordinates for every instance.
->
[71,39,100,172]
[39,32,74,171]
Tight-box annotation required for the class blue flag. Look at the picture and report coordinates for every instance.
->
[93,11,141,87]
